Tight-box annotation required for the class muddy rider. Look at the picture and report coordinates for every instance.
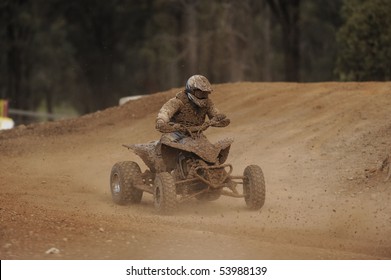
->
[155,74,230,137]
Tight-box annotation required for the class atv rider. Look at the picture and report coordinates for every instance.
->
[155,74,230,139]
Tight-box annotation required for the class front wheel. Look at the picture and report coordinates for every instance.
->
[154,172,177,214]
[110,161,143,205]
[243,165,266,210]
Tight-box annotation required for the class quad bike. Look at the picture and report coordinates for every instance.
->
[110,119,266,214]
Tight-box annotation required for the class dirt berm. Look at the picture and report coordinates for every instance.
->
[1,82,391,259]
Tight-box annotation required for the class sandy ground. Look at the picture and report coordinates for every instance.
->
[1,82,391,260]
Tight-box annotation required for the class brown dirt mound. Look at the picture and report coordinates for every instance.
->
[1,82,391,259]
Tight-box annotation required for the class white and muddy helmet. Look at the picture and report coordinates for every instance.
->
[185,75,212,107]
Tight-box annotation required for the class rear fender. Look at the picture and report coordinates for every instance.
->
[124,141,164,172]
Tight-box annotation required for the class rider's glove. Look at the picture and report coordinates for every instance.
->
[156,119,171,133]
[215,113,227,121]
[216,118,230,127]
[210,114,230,127]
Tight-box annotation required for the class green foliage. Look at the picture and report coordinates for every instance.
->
[336,0,391,81]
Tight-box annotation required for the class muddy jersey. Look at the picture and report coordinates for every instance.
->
[157,91,220,126]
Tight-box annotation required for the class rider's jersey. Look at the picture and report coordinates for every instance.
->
[156,91,220,127]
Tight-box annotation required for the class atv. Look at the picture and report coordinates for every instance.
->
[109,119,266,214]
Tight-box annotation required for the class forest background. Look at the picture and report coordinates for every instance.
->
[1,0,391,122]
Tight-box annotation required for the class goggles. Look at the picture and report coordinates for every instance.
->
[193,89,210,99]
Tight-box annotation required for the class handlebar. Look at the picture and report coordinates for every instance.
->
[168,121,213,137]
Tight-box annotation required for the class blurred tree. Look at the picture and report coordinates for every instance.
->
[31,0,80,119]
[336,0,391,81]
[134,0,182,93]
[250,0,276,81]
[0,0,351,120]
[206,1,255,82]
[300,0,343,81]
[0,0,36,122]
[61,1,154,113]
[265,0,301,81]
[142,0,277,86]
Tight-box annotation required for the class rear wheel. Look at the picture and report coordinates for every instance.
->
[154,172,177,214]
[243,165,265,210]
[110,161,143,205]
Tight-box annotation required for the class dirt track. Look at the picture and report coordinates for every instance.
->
[1,82,391,260]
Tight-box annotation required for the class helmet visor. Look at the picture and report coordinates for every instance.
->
[193,89,210,99]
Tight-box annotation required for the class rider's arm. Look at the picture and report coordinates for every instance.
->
[206,99,220,119]
[206,100,230,127]
[156,97,183,132]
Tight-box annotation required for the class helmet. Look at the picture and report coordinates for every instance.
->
[185,75,212,93]
[185,75,212,108]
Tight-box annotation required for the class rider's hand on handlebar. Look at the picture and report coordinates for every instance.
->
[214,113,227,121]
[156,118,171,131]
[156,119,165,130]
[215,117,230,127]
[210,114,230,127]
[156,119,175,133]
